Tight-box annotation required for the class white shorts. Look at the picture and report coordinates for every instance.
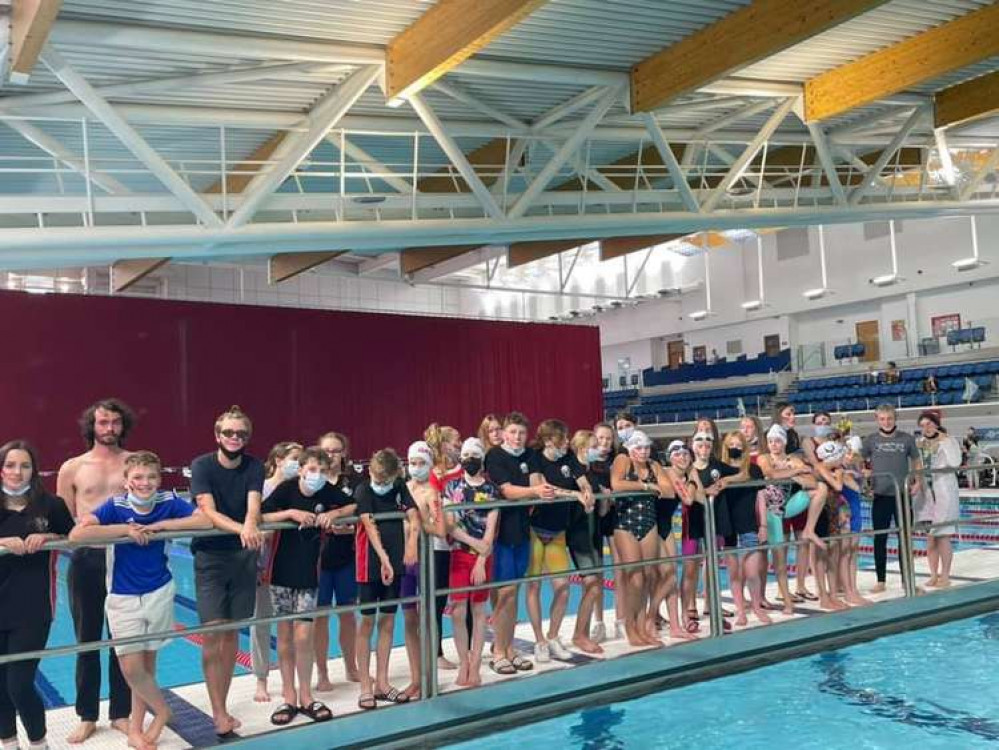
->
[106,579,176,655]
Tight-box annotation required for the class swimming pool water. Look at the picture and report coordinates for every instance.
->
[447,612,999,749]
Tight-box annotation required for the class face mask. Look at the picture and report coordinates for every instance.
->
[461,457,483,476]
[281,459,300,479]
[617,427,634,443]
[586,448,604,464]
[127,491,155,508]
[370,480,394,496]
[814,425,833,438]
[549,447,567,461]
[219,445,244,461]
[727,447,744,460]
[4,482,30,496]
[303,472,326,494]
[502,443,525,457]
[408,463,430,482]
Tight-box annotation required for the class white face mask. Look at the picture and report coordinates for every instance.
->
[617,427,634,443]
[127,490,156,508]
[281,459,300,479]
[4,482,30,496]
[303,471,327,494]
[502,443,525,457]
[408,463,430,482]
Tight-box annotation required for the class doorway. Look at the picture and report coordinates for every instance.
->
[763,334,781,357]
[855,320,880,362]
[667,340,684,369]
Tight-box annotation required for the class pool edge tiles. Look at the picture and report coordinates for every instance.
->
[226,580,999,750]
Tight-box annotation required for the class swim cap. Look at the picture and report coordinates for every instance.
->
[766,425,787,443]
[407,441,434,464]
[460,437,485,458]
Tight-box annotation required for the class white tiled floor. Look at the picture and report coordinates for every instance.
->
[21,544,995,750]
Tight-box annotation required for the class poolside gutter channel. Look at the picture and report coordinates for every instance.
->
[228,581,999,750]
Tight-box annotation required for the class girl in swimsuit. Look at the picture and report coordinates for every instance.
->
[651,441,696,640]
[610,430,670,647]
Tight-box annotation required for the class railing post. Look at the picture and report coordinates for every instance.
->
[703,495,724,637]
[425,530,439,698]
[897,474,917,598]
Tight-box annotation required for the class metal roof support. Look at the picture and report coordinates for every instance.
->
[959,147,999,202]
[806,122,846,206]
[334,136,415,194]
[642,112,698,213]
[226,64,381,228]
[848,104,927,206]
[508,85,621,219]
[431,80,527,130]
[40,46,223,228]
[407,92,505,220]
[701,97,797,213]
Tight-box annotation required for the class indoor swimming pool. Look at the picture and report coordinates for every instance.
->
[448,612,999,749]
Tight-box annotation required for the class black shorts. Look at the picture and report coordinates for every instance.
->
[357,579,402,616]
[194,548,257,623]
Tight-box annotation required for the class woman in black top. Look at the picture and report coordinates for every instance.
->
[314,431,361,691]
[0,440,75,749]
[586,422,618,644]
[720,432,770,627]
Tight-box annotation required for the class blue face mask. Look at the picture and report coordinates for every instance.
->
[586,448,604,464]
[408,463,431,482]
[370,480,394,496]
[303,472,326,494]
[814,425,833,438]
[127,491,156,508]
[617,427,634,443]
[549,447,567,461]
[502,443,525,457]
[281,459,300,479]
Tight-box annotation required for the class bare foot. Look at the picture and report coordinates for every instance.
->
[669,627,698,641]
[144,709,172,744]
[829,598,849,611]
[937,578,951,588]
[846,593,872,606]
[869,582,887,594]
[455,661,471,687]
[925,576,939,587]
[128,730,154,750]
[752,608,772,624]
[112,719,130,735]
[345,666,360,683]
[402,682,421,700]
[625,625,649,648]
[315,675,335,692]
[68,721,98,744]
[818,597,837,611]
[800,530,826,551]
[468,669,482,687]
[214,715,236,736]
[782,605,795,616]
[254,680,271,703]
[572,635,604,654]
[735,612,748,627]
[438,656,458,671]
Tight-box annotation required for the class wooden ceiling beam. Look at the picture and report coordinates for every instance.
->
[935,70,999,131]
[400,245,482,275]
[804,3,999,122]
[10,0,62,84]
[599,234,685,262]
[507,239,587,268]
[386,0,551,102]
[631,0,889,113]
[110,257,170,293]
[268,251,346,284]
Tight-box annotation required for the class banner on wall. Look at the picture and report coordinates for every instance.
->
[891,319,907,341]
[931,313,961,337]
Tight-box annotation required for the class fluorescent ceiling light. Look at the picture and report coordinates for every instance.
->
[803,287,827,300]
[741,299,762,311]
[871,273,898,287]
[688,310,709,321]
[953,257,985,271]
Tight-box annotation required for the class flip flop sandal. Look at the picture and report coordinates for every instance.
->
[798,591,819,602]
[510,654,534,671]
[489,657,517,675]
[298,701,333,722]
[374,687,411,704]
[777,593,804,604]
[684,619,701,634]
[358,694,377,711]
[270,703,298,726]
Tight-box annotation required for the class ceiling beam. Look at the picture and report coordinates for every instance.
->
[630,0,889,113]
[9,0,62,84]
[358,252,400,275]
[110,257,169,293]
[804,3,999,122]
[386,0,551,102]
[508,239,586,268]
[400,245,482,276]
[405,244,506,283]
[206,132,286,195]
[934,70,999,131]
[268,251,346,284]
[600,234,685,261]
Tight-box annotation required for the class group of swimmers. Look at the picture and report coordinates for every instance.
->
[0,397,954,749]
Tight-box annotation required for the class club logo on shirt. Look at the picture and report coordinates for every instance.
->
[313,503,325,515]
[561,465,571,478]
[342,486,353,496]
[32,516,49,533]
[519,462,529,474]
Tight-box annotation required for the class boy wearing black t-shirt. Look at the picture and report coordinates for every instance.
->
[260,447,342,726]
[354,449,418,710]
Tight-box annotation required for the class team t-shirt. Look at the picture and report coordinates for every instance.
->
[484,446,540,547]
[319,477,357,571]
[0,492,75,629]
[355,479,416,584]
[189,452,265,553]
[688,459,739,539]
[442,476,500,552]
[533,452,585,534]
[262,480,342,590]
[93,491,194,595]
[725,463,763,535]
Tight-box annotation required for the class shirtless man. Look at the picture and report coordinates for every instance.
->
[57,399,135,744]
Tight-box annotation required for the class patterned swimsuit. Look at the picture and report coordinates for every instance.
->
[614,462,658,540]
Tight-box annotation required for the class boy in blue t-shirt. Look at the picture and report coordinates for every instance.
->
[70,451,211,750]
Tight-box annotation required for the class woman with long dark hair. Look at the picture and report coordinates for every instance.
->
[0,440,75,750]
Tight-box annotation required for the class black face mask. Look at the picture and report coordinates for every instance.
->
[461,457,483,476]
[879,425,897,436]
[728,448,743,460]
[219,445,244,461]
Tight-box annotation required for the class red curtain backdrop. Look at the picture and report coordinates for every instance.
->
[0,290,602,476]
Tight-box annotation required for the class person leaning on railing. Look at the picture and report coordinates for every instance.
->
[0,440,75,750]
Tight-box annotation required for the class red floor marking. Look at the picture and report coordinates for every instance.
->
[172,624,254,669]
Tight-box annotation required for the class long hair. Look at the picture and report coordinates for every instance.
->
[0,440,45,510]
[532,419,568,451]
[477,413,502,448]
[424,423,459,470]
[264,441,303,478]
[721,431,750,473]
[79,398,135,449]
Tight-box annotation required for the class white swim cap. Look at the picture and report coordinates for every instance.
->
[460,437,485,458]
[766,424,788,443]
[407,440,434,464]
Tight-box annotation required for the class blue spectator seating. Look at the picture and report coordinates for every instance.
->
[642,349,790,387]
